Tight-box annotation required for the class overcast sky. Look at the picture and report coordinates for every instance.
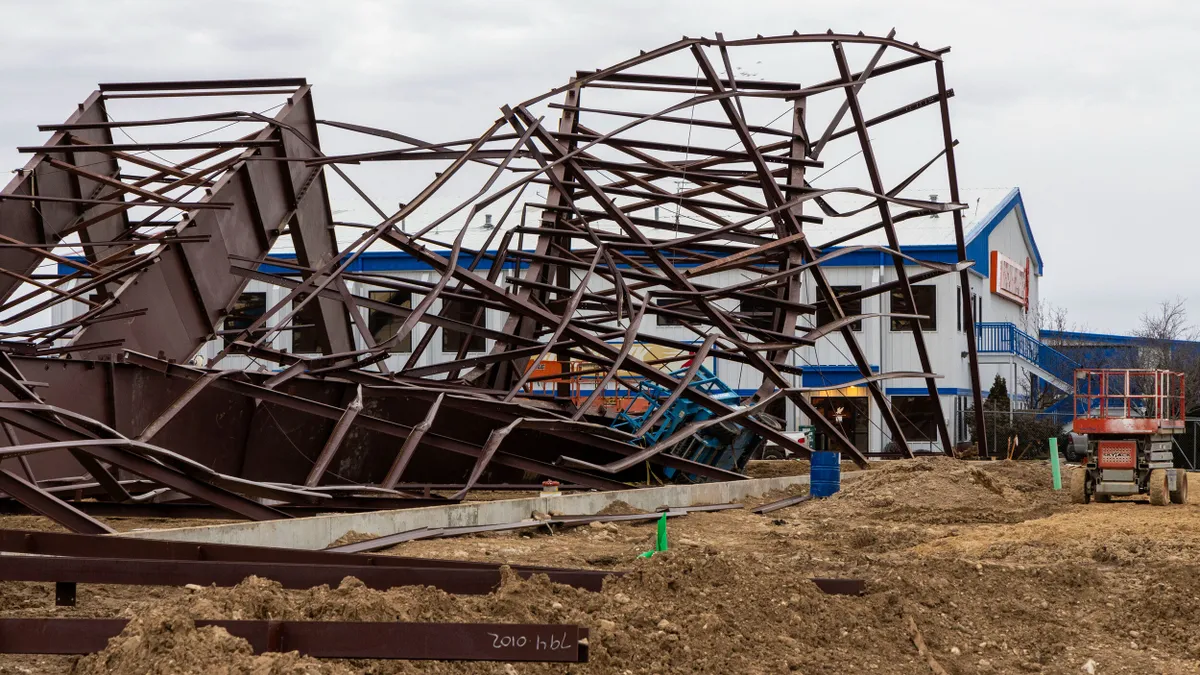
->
[1,0,1197,334]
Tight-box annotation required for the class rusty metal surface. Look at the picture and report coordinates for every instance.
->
[0,528,616,578]
[0,31,986,532]
[0,553,610,595]
[0,618,589,662]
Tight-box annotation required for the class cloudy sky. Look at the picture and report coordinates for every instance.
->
[1,0,1196,334]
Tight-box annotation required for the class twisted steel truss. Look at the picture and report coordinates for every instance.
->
[0,32,986,532]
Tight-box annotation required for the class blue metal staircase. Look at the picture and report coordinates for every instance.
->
[975,322,1079,392]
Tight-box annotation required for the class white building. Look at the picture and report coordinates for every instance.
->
[52,187,1048,456]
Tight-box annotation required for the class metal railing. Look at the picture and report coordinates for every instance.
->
[975,322,1079,385]
[1074,368,1186,423]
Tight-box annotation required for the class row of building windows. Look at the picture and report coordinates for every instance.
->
[222,281,973,354]
[811,393,956,454]
[655,285,939,332]
[222,291,485,354]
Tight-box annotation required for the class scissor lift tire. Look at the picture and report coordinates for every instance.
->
[1069,467,1089,504]
[1149,469,1170,506]
[1170,470,1189,504]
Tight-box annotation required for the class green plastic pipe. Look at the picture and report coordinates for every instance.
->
[1049,437,1062,490]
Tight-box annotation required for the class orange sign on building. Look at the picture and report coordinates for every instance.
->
[989,250,1029,308]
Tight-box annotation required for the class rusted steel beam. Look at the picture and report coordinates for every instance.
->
[0,501,453,520]
[38,111,253,132]
[381,393,443,489]
[0,406,290,522]
[935,59,988,457]
[17,140,279,153]
[752,493,811,514]
[0,193,230,209]
[0,359,131,502]
[0,553,610,595]
[0,468,112,534]
[0,528,616,579]
[451,419,523,500]
[120,353,634,491]
[303,385,363,487]
[98,77,308,91]
[136,370,237,442]
[0,618,589,662]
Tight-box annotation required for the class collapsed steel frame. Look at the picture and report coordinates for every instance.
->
[0,32,987,533]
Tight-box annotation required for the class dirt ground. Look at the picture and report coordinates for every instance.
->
[2,458,1199,674]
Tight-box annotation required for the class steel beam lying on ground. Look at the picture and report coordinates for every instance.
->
[0,618,590,662]
[0,553,610,595]
[752,493,812,514]
[0,528,616,580]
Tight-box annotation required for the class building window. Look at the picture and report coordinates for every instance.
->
[655,297,684,326]
[223,292,266,347]
[890,285,936,331]
[290,293,321,354]
[811,394,870,454]
[972,291,981,324]
[815,285,863,331]
[368,290,413,353]
[739,289,778,330]
[442,300,486,352]
[955,395,969,442]
[892,395,940,442]
[956,286,962,332]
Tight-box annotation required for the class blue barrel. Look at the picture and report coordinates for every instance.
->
[810,451,841,498]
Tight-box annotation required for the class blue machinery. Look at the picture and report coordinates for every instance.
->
[609,366,774,479]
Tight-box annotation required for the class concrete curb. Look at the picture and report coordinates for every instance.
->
[117,474,821,549]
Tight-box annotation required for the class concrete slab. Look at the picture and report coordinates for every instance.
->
[118,474,825,550]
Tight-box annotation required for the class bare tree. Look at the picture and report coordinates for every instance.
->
[1133,297,1200,413]
[1133,297,1198,344]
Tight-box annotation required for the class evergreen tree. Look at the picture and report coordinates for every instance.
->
[984,374,1010,412]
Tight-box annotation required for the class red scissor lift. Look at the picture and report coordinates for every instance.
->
[1070,369,1188,505]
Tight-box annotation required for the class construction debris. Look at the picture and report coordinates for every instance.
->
[0,29,1023,672]
[0,31,984,534]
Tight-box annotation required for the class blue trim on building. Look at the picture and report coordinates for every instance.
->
[813,246,961,267]
[963,188,1043,277]
[885,387,974,396]
[801,365,880,388]
[55,193,1038,279]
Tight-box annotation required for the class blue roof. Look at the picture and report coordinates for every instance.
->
[1042,329,1200,348]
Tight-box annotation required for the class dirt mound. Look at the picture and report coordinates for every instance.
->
[744,459,863,479]
[69,608,349,675]
[324,530,379,549]
[801,457,1068,525]
[86,549,1125,674]
[95,561,913,675]
[744,459,809,478]
[594,500,645,516]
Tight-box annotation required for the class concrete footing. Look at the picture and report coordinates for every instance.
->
[118,475,818,550]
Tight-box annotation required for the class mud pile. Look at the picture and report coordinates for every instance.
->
[802,457,1068,524]
[69,608,348,675]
